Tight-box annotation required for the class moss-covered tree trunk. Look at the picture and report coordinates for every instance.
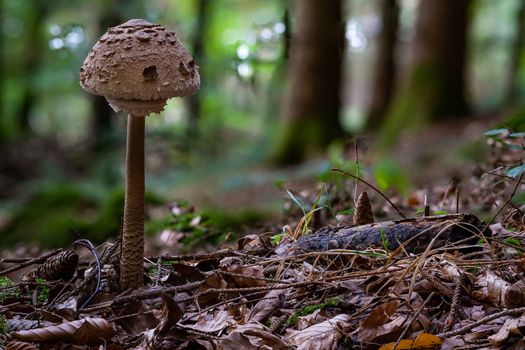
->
[17,2,48,137]
[380,0,470,148]
[504,0,525,107]
[271,0,346,164]
[366,0,399,130]
[187,0,210,140]
[89,1,127,152]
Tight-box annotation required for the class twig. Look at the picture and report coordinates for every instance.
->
[331,168,406,218]
[438,306,525,338]
[0,249,62,277]
[482,172,524,235]
[392,292,435,350]
[55,239,120,307]
[354,141,360,205]
[74,239,102,309]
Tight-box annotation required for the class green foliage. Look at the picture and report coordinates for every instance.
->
[507,164,525,178]
[378,63,451,149]
[512,191,525,206]
[34,278,50,303]
[271,233,283,245]
[501,108,525,132]
[286,298,340,326]
[380,228,389,252]
[0,277,20,302]
[504,237,521,248]
[157,201,265,251]
[1,183,164,247]
[372,157,409,196]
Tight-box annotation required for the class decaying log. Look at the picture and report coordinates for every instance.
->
[295,213,490,254]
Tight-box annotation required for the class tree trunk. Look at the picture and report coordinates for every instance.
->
[366,0,399,130]
[89,3,126,151]
[17,2,48,136]
[380,0,471,148]
[187,0,209,140]
[504,0,525,107]
[271,0,346,164]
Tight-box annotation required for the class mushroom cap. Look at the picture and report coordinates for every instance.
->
[80,19,200,116]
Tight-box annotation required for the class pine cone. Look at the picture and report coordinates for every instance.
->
[353,192,374,226]
[504,280,525,308]
[36,250,79,281]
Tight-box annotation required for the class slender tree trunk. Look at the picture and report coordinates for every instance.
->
[187,0,209,139]
[380,0,471,148]
[504,0,525,107]
[366,0,399,130]
[272,0,346,164]
[17,2,48,136]
[282,8,291,60]
[90,2,126,151]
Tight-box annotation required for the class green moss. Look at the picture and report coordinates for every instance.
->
[0,277,20,302]
[378,62,466,149]
[501,108,525,131]
[270,117,343,165]
[286,298,340,326]
[1,183,165,247]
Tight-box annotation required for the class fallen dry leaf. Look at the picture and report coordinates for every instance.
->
[489,316,525,346]
[358,300,403,343]
[5,341,39,350]
[286,314,350,350]
[190,309,236,333]
[378,332,442,350]
[12,317,115,346]
[247,289,285,323]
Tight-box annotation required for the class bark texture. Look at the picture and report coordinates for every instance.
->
[272,0,345,164]
[366,0,399,129]
[295,213,489,254]
[120,115,145,290]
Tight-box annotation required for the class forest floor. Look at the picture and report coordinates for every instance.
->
[1,116,525,349]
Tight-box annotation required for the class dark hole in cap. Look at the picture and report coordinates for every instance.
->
[143,65,157,81]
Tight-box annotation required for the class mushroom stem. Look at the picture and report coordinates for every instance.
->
[121,114,145,289]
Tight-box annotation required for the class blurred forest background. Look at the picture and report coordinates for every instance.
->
[0,0,524,250]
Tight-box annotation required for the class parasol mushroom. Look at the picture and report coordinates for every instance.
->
[79,19,199,289]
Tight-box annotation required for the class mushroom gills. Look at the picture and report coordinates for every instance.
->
[106,97,168,117]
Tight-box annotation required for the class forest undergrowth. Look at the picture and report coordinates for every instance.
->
[0,128,524,349]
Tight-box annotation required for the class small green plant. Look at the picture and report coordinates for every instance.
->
[0,277,12,288]
[271,233,283,245]
[34,278,50,303]
[286,298,340,326]
[380,228,389,252]
[504,238,523,254]
[505,238,521,247]
[0,277,19,302]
